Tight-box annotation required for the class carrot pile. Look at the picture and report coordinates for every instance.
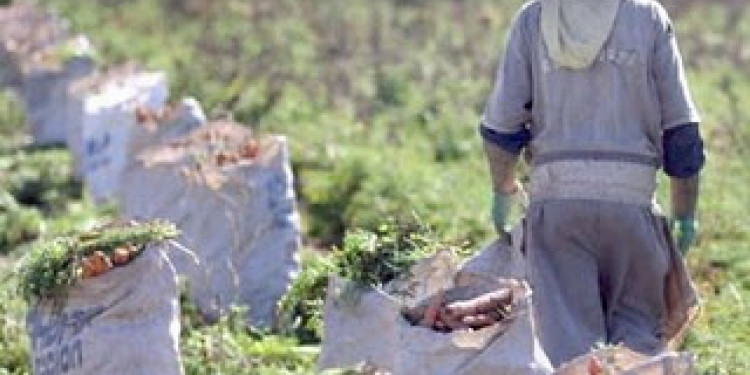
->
[134,102,190,131]
[78,244,142,279]
[144,123,262,169]
[214,139,259,166]
[134,105,167,130]
[403,287,514,332]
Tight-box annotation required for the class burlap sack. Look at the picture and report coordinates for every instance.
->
[318,247,553,375]
[120,123,300,327]
[27,242,183,375]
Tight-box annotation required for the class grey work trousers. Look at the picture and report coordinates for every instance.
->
[526,199,671,367]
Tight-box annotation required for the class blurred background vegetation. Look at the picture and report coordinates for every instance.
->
[0,0,748,373]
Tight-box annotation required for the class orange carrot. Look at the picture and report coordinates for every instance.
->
[588,356,604,375]
[111,247,131,266]
[445,288,512,317]
[82,251,113,278]
[240,139,260,159]
[419,290,445,328]
[438,307,468,331]
[461,313,496,329]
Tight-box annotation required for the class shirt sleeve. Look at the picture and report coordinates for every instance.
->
[481,6,533,134]
[663,123,705,178]
[651,5,701,130]
[479,124,531,155]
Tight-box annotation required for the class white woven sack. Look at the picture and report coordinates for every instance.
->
[554,346,695,375]
[27,242,183,375]
[78,71,168,201]
[120,130,300,327]
[318,247,553,375]
[23,55,94,145]
[457,224,526,283]
[127,97,206,156]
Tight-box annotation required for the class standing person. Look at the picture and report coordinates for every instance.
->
[480,0,704,366]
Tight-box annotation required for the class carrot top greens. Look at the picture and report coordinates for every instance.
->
[15,219,178,303]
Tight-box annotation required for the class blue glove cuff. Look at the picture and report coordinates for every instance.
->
[492,191,513,235]
[671,216,698,254]
[672,216,696,232]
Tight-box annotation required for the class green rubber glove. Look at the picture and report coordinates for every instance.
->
[671,216,697,255]
[492,192,513,236]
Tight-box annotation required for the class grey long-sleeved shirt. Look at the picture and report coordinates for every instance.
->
[481,0,704,202]
[482,0,701,170]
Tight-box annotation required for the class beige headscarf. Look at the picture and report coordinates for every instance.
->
[541,0,622,70]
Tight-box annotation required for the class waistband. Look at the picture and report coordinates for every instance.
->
[533,150,661,168]
[529,159,657,205]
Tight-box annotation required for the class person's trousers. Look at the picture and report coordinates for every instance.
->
[525,199,672,366]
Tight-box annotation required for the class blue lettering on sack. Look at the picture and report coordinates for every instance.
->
[265,173,295,228]
[30,305,104,375]
[85,132,111,157]
[34,339,83,375]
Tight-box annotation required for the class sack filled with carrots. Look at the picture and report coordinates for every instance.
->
[120,122,301,327]
[18,219,187,375]
[401,284,516,333]
[318,242,554,375]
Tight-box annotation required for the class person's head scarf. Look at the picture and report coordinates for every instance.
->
[541,0,622,70]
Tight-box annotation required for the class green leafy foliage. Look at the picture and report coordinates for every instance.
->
[300,148,491,248]
[0,285,30,374]
[15,220,178,303]
[0,191,43,253]
[0,148,81,213]
[181,302,317,375]
[277,218,465,344]
[334,220,451,288]
[0,92,26,141]
[276,251,334,344]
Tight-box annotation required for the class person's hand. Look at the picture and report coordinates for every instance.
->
[492,180,527,239]
[492,191,512,236]
[671,216,697,255]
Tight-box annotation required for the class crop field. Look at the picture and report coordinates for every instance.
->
[0,0,748,374]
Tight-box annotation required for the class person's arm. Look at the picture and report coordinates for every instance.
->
[663,123,704,253]
[480,6,533,235]
[483,140,521,238]
[670,175,699,220]
[665,124,703,219]
[652,4,704,254]
[484,139,520,195]
[480,125,529,194]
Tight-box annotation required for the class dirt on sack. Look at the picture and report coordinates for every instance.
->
[140,121,263,189]
[68,62,145,96]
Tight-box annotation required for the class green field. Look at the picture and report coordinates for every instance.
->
[1,0,748,373]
